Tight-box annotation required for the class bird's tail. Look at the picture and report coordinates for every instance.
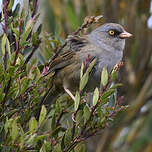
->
[40,85,59,105]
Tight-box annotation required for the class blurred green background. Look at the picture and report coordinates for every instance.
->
[38,0,152,151]
[35,0,152,151]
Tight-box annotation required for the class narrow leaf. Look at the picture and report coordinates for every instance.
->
[86,58,96,73]
[111,70,117,81]
[110,83,123,89]
[83,105,91,123]
[76,110,83,122]
[80,62,84,79]
[101,67,108,86]
[20,26,33,46]
[93,88,99,106]
[6,37,11,58]
[100,89,115,100]
[39,105,47,125]
[8,0,14,11]
[56,99,62,114]
[79,72,89,91]
[11,23,19,38]
[20,77,31,94]
[74,91,80,111]
[1,34,7,55]
[29,117,37,132]
[11,120,18,141]
[79,59,96,91]
[64,129,72,147]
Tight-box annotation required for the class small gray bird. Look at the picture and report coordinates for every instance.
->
[47,23,132,102]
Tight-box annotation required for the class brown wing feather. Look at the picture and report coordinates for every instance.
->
[67,35,88,52]
[47,35,89,75]
[48,51,76,73]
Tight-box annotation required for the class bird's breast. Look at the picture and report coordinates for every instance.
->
[87,50,123,90]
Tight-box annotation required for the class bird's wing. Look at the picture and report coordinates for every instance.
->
[46,35,89,73]
[67,35,89,52]
[45,35,94,76]
[47,51,76,74]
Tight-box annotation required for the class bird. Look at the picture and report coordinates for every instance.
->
[45,23,132,103]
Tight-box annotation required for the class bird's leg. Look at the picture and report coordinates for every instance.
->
[64,87,75,101]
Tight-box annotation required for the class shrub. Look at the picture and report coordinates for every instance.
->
[0,1,127,151]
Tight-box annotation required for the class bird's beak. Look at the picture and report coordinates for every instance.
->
[119,31,133,39]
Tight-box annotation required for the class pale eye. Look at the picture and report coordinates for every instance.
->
[108,30,115,36]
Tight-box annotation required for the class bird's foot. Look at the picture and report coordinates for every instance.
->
[64,87,75,101]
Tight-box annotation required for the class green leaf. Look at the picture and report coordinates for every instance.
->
[34,134,49,142]
[26,134,37,144]
[40,144,46,152]
[27,58,37,73]
[20,25,33,46]
[78,144,86,152]
[11,23,19,38]
[93,88,99,106]
[111,70,117,81]
[52,126,62,137]
[74,91,80,111]
[21,8,25,19]
[6,35,11,58]
[4,118,13,133]
[101,67,108,86]
[53,144,61,152]
[86,58,97,73]
[110,83,123,89]
[83,105,91,123]
[8,65,16,75]
[2,34,7,56]
[64,129,72,147]
[32,32,38,45]
[79,58,96,91]
[11,120,18,142]
[80,62,84,79]
[56,99,62,114]
[79,72,89,91]
[16,53,24,65]
[100,89,115,101]
[39,105,47,125]
[100,117,106,125]
[40,140,52,152]
[76,110,83,122]
[20,77,31,94]
[8,0,14,11]
[0,93,5,103]
[29,117,37,132]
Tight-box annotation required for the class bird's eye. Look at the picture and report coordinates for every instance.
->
[108,30,115,36]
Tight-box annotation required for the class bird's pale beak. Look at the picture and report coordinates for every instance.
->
[119,31,133,39]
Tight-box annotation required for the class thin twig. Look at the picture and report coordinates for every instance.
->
[32,0,38,17]
[2,0,8,34]
[23,45,38,66]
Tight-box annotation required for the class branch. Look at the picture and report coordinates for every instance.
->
[32,0,38,17]
[23,45,39,66]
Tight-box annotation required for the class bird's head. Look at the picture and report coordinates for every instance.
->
[88,23,132,52]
